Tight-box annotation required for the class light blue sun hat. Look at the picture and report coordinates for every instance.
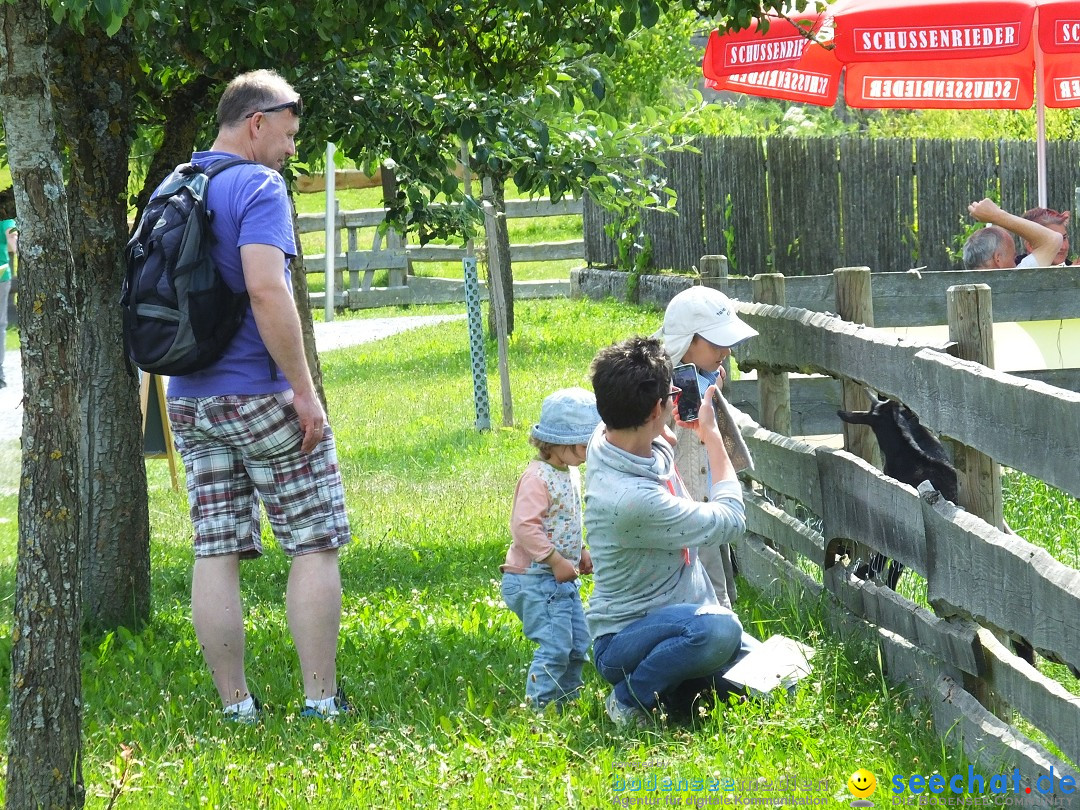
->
[531,387,601,445]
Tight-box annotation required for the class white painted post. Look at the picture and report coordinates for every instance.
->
[324,142,336,322]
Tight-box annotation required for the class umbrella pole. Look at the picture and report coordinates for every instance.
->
[1035,35,1047,209]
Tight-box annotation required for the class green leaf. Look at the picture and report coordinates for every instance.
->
[640,0,659,28]
[104,8,125,36]
[459,118,480,141]
[618,9,637,34]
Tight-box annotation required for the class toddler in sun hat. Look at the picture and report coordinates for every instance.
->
[653,285,758,608]
[499,387,600,711]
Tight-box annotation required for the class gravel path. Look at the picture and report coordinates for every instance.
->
[0,314,465,444]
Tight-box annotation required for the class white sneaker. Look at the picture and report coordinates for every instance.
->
[223,696,261,724]
[605,690,648,727]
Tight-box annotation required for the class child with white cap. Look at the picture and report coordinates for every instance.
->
[500,387,601,711]
[654,286,758,608]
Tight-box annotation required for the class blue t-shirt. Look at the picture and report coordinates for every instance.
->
[167,152,297,397]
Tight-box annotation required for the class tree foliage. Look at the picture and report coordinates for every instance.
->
[122,0,800,233]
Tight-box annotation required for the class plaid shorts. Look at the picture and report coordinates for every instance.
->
[167,392,352,559]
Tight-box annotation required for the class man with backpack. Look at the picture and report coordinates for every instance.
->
[159,70,351,722]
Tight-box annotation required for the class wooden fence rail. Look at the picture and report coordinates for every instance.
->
[296,197,583,309]
[715,265,1080,327]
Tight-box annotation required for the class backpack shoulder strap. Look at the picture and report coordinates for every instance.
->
[200,158,258,180]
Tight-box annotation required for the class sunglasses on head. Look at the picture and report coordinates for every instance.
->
[245,98,303,119]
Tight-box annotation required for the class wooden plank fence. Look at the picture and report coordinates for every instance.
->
[583,136,1080,276]
[729,320,1080,797]
[296,197,583,309]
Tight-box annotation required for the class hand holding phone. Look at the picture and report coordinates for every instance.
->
[672,363,702,422]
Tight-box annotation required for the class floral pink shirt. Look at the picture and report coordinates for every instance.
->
[500,460,584,573]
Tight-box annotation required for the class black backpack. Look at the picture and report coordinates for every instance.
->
[121,158,254,376]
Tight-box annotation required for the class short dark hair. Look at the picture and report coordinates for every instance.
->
[590,336,672,429]
[217,69,296,128]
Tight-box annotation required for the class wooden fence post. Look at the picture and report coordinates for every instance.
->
[945,282,1010,721]
[699,255,728,292]
[946,284,1004,530]
[324,142,337,320]
[752,272,794,561]
[482,177,514,428]
[381,164,410,284]
[834,267,882,469]
[752,273,791,436]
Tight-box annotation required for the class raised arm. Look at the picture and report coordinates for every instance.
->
[969,198,1062,266]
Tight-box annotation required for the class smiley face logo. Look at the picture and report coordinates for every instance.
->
[847,768,877,799]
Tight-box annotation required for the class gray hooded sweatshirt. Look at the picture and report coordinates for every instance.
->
[583,426,746,639]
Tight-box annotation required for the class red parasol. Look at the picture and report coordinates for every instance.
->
[702,13,841,105]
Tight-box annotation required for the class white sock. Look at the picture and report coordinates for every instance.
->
[224,696,256,717]
[305,695,338,714]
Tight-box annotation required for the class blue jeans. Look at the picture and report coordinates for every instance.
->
[593,603,758,712]
[501,572,590,709]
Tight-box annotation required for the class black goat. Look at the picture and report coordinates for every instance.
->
[837,390,958,589]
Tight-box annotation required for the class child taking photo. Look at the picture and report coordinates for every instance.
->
[500,387,601,711]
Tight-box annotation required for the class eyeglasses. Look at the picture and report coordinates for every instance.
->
[244,98,303,119]
[661,386,681,404]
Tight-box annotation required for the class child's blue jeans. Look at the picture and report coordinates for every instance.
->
[501,572,590,709]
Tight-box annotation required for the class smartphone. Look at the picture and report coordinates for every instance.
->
[672,363,702,422]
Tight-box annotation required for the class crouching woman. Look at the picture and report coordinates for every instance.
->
[585,336,758,726]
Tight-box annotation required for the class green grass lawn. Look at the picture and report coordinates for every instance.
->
[1,298,1066,807]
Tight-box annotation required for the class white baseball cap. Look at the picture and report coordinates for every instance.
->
[654,286,758,364]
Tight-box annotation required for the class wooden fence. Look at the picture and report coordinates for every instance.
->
[583,136,1080,277]
[708,262,1080,800]
[295,192,583,309]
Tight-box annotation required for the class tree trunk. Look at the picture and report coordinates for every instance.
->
[52,22,150,631]
[0,2,85,807]
[484,172,515,336]
[289,193,327,412]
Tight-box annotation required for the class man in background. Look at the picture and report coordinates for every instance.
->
[164,70,352,722]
